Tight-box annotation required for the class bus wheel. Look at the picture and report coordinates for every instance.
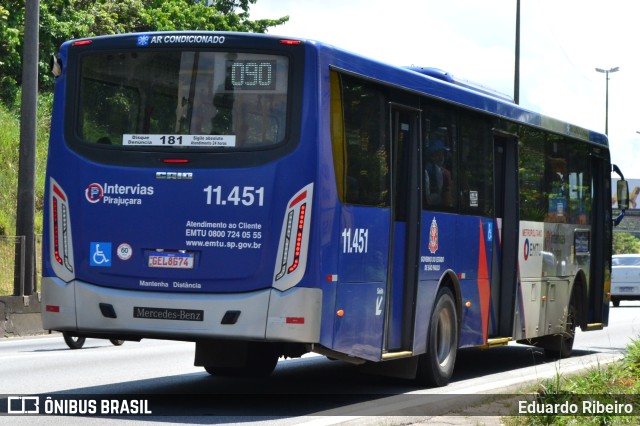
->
[416,287,458,387]
[63,332,86,350]
[611,297,620,307]
[545,297,577,359]
[109,339,125,346]
[204,343,279,378]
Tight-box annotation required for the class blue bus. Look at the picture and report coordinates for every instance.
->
[42,31,629,386]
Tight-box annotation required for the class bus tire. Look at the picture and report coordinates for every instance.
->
[109,339,125,346]
[416,287,458,387]
[63,332,86,350]
[544,295,577,359]
[611,297,620,307]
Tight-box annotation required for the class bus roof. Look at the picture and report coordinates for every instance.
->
[404,66,515,103]
[305,38,608,148]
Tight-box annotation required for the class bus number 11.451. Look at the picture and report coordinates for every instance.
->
[203,186,264,206]
[342,228,369,254]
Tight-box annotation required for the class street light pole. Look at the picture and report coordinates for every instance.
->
[14,0,39,296]
[595,66,619,135]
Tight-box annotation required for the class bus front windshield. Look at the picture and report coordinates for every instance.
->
[77,51,289,149]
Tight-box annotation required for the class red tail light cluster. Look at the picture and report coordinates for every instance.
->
[49,179,75,280]
[273,184,314,291]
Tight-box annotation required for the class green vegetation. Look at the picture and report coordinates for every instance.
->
[613,232,640,255]
[0,104,20,237]
[503,339,640,425]
[0,238,18,296]
[0,93,50,237]
[0,96,49,296]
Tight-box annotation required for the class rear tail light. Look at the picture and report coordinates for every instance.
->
[288,204,306,274]
[273,183,313,291]
[49,178,75,281]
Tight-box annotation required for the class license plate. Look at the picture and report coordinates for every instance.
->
[618,286,635,293]
[148,252,194,269]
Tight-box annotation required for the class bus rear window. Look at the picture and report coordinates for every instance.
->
[77,51,289,149]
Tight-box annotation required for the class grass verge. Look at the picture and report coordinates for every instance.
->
[0,94,51,237]
[502,338,640,425]
[0,94,50,296]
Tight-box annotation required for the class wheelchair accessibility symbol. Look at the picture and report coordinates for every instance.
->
[90,242,112,267]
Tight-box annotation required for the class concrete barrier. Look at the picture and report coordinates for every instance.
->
[0,294,48,337]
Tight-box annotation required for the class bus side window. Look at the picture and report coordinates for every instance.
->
[422,107,456,211]
[544,136,568,223]
[457,113,492,215]
[519,129,546,221]
[340,76,389,207]
[424,138,453,207]
[567,143,591,225]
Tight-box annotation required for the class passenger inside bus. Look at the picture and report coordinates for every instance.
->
[424,139,453,207]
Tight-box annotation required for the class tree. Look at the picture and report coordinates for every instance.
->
[0,0,288,104]
[0,1,24,103]
[613,232,640,255]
